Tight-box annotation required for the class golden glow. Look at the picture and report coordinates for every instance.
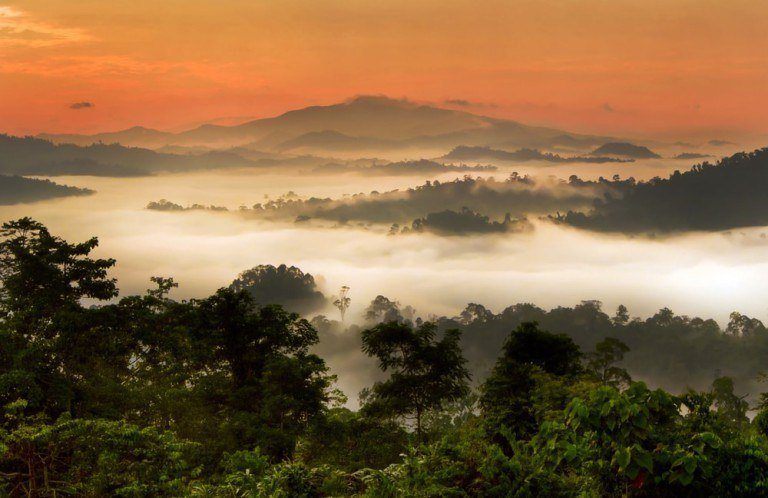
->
[1,0,767,138]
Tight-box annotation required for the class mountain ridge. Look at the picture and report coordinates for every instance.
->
[36,95,616,153]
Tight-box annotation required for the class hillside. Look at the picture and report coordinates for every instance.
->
[557,148,768,232]
[590,142,661,159]
[0,175,93,204]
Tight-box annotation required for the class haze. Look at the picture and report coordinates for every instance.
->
[3,0,768,410]
[3,1,768,141]
[3,162,766,327]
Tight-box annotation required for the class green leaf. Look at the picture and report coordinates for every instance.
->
[633,449,653,472]
[679,472,694,486]
[683,456,697,475]
[616,447,631,469]
[625,464,640,479]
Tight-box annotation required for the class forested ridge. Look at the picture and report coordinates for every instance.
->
[557,148,768,233]
[2,219,768,496]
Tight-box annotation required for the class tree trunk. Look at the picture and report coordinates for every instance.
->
[416,406,423,443]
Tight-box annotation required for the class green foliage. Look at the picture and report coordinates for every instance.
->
[2,219,768,496]
[0,414,198,496]
[480,322,583,440]
[298,408,409,471]
[361,322,470,441]
[585,337,632,388]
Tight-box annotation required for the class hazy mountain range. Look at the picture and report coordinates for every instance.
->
[0,135,256,177]
[39,96,616,153]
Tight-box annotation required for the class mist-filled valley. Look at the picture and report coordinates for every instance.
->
[4,91,768,495]
[6,131,768,402]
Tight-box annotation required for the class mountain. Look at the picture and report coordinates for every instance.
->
[0,135,256,177]
[590,142,660,159]
[38,96,616,153]
[274,130,397,152]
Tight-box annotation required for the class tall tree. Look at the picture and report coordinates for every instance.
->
[585,337,632,389]
[0,218,122,418]
[189,288,334,458]
[480,322,582,439]
[360,321,470,441]
[229,264,327,316]
[332,286,351,322]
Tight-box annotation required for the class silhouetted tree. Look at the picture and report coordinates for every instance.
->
[480,322,582,440]
[332,286,351,322]
[586,337,631,389]
[190,289,333,458]
[360,321,470,441]
[613,304,629,325]
[230,264,327,316]
[364,295,403,323]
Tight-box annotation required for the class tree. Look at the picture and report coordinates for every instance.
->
[710,376,748,426]
[480,322,582,439]
[0,408,197,497]
[230,264,327,316]
[0,217,117,336]
[364,295,404,323]
[189,288,334,459]
[360,321,470,441]
[0,218,123,418]
[585,337,632,388]
[332,286,351,322]
[613,304,629,325]
[726,311,764,337]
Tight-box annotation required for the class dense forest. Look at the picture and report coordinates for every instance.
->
[2,218,768,496]
[443,145,631,163]
[149,175,634,225]
[557,148,768,233]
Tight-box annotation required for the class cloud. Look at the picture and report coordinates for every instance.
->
[0,6,90,48]
[69,101,94,110]
[444,98,498,109]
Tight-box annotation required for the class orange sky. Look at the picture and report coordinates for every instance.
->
[1,0,767,139]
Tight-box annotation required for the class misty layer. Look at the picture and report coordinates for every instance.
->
[0,175,93,205]
[443,145,633,164]
[556,148,768,233]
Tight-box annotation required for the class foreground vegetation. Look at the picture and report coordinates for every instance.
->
[1,218,768,496]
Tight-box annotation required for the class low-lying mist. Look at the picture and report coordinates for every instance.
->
[4,164,768,407]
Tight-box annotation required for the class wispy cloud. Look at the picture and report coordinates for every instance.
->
[69,101,94,110]
[444,98,498,109]
[0,5,91,47]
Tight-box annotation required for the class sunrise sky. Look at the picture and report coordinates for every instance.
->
[1,0,767,139]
